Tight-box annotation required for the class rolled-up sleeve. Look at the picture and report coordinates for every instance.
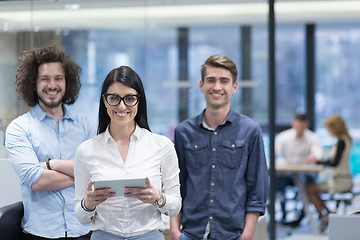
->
[74,144,96,224]
[5,119,44,187]
[245,125,269,215]
[157,138,181,216]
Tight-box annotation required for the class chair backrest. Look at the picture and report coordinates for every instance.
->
[0,201,23,240]
[253,214,267,240]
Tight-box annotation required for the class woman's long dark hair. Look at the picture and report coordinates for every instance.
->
[97,66,150,134]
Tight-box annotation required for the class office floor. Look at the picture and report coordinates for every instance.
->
[275,205,360,240]
[275,176,360,240]
[163,198,360,240]
[276,215,328,240]
[162,177,360,240]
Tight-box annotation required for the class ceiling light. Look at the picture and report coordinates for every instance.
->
[64,4,80,10]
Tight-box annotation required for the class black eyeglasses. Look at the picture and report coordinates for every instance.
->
[103,93,140,107]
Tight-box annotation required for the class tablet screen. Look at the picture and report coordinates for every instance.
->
[93,178,146,195]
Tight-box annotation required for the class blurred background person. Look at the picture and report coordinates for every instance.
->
[305,114,353,232]
[275,113,323,226]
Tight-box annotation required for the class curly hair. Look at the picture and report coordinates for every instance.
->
[15,44,82,107]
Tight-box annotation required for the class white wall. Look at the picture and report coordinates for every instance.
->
[0,158,21,207]
[0,131,7,158]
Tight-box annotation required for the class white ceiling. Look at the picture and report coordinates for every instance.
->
[0,0,360,31]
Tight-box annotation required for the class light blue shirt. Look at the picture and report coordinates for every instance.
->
[5,104,96,238]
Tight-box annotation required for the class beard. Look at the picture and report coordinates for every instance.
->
[37,94,63,109]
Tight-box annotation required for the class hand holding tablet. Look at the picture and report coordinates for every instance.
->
[93,178,146,195]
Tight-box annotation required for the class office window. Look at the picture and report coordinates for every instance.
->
[0,33,18,126]
[316,25,360,129]
[251,26,268,125]
[250,25,305,126]
[316,24,360,174]
[276,25,305,124]
[63,28,178,137]
[144,28,178,136]
[188,26,241,117]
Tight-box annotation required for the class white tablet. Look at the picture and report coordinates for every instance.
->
[93,178,146,195]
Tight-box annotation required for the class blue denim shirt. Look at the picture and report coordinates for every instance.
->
[174,109,269,240]
[5,104,96,238]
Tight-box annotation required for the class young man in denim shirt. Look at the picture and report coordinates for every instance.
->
[170,55,269,240]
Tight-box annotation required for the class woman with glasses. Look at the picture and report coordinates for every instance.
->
[73,66,181,240]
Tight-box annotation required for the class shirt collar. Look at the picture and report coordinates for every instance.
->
[132,124,142,140]
[33,104,72,121]
[104,123,142,144]
[198,108,234,130]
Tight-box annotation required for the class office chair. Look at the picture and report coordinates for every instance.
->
[0,201,24,240]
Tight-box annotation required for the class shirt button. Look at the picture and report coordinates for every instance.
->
[214,132,217,135]
[212,165,215,169]
[209,216,213,220]
[210,199,214,203]
[232,144,235,148]
[195,145,198,149]
[211,182,215,186]
[212,148,216,152]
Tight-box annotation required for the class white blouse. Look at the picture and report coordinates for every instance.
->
[74,125,181,237]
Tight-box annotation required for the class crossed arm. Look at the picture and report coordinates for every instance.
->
[32,159,75,191]
[6,120,79,192]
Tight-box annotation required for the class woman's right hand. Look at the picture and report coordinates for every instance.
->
[83,181,115,210]
[170,229,182,240]
[303,154,317,164]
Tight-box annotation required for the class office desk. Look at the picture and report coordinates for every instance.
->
[276,163,323,235]
[276,163,323,173]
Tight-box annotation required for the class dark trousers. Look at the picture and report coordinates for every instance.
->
[23,232,91,240]
[276,173,315,220]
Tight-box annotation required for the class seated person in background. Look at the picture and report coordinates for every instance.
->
[275,113,323,226]
[305,114,353,232]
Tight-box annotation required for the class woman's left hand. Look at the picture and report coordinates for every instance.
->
[125,177,159,204]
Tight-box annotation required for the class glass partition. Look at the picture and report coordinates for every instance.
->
[316,24,360,175]
[0,0,269,139]
[2,0,360,238]
[188,26,241,117]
